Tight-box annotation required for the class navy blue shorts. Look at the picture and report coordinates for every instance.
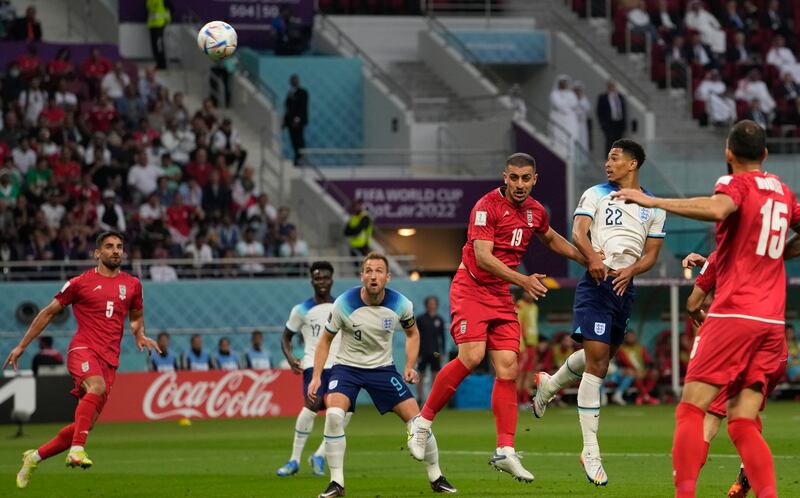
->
[303,368,332,399]
[326,364,414,414]
[572,271,634,346]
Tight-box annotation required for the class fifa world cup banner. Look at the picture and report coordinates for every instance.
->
[100,370,303,422]
[323,179,502,227]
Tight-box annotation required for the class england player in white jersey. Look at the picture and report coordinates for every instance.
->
[277,261,346,478]
[532,139,666,486]
[308,253,456,498]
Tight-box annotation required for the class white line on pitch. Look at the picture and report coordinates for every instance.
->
[356,450,798,460]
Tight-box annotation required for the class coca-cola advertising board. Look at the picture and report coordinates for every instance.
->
[100,370,303,422]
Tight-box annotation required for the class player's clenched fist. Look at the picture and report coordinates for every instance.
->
[404,367,419,384]
[587,252,608,285]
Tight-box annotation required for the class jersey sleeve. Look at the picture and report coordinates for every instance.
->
[694,252,716,293]
[648,208,667,238]
[54,276,80,306]
[398,296,415,329]
[536,204,550,234]
[574,187,599,219]
[285,305,304,333]
[790,190,800,228]
[468,197,497,242]
[324,298,345,334]
[713,174,745,206]
[130,279,144,310]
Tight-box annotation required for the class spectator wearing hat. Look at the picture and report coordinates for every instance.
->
[97,189,126,232]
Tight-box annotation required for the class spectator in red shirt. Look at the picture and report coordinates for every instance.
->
[71,194,99,236]
[10,6,42,43]
[40,95,66,133]
[31,336,64,376]
[88,93,117,133]
[185,147,212,187]
[211,152,232,185]
[167,191,202,246]
[47,47,74,84]
[15,44,42,80]
[616,331,660,405]
[134,117,160,147]
[80,47,112,98]
[51,146,81,185]
[0,141,10,166]
[67,172,100,205]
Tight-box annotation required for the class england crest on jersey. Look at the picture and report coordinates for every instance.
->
[119,284,127,300]
[383,318,393,330]
[526,209,533,227]
[639,207,651,223]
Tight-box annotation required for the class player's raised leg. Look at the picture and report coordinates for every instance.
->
[411,339,481,461]
[533,349,585,418]
[395,397,457,493]
[65,375,106,468]
[487,347,533,483]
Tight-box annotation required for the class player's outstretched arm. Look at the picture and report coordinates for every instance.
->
[308,330,334,403]
[3,299,63,370]
[536,227,588,267]
[403,324,420,384]
[611,237,664,296]
[280,328,302,374]
[129,308,161,355]
[612,190,737,222]
[572,215,607,284]
[474,239,548,299]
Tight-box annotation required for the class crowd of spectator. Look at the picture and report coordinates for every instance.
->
[0,35,312,277]
[609,0,800,136]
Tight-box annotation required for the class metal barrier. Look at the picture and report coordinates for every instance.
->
[299,147,507,174]
[0,255,416,281]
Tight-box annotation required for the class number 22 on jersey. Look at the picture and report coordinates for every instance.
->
[756,198,788,259]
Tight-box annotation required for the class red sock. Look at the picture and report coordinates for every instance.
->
[672,402,708,498]
[728,418,776,498]
[634,379,649,396]
[420,358,471,421]
[38,423,75,460]
[71,393,103,447]
[491,378,517,448]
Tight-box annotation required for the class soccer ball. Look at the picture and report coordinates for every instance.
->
[197,21,237,62]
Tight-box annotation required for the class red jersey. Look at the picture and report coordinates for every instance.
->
[55,269,143,367]
[709,171,800,322]
[461,187,550,293]
[694,251,716,293]
[80,56,112,80]
[167,205,195,236]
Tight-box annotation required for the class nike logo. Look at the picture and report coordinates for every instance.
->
[92,285,102,291]
[503,210,509,216]
[351,323,361,328]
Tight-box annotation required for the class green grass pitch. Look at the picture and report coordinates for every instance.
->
[2,403,799,497]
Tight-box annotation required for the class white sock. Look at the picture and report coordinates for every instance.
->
[416,415,433,429]
[69,446,84,453]
[577,373,603,454]
[324,407,347,486]
[314,412,352,456]
[423,432,443,482]
[290,407,317,462]
[31,450,42,463]
[546,350,585,397]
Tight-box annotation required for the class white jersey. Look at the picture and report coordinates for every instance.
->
[574,182,666,270]
[286,298,339,370]
[324,287,415,369]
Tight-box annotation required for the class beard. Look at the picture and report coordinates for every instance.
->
[726,163,733,174]
[101,256,121,270]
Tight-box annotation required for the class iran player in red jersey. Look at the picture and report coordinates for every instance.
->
[408,153,587,482]
[615,121,800,498]
[4,230,160,488]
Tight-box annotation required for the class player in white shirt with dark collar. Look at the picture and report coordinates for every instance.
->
[532,139,666,486]
[308,253,456,498]
[277,261,342,478]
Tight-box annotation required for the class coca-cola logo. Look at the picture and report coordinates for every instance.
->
[143,370,283,420]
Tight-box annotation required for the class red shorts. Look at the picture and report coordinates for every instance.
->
[707,358,787,417]
[519,346,537,372]
[67,347,117,409]
[449,269,520,352]
[687,316,785,408]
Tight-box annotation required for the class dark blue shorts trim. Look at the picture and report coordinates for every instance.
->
[572,272,634,346]
[327,364,414,414]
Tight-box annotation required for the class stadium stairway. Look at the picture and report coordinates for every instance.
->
[388,61,477,122]
[503,0,722,145]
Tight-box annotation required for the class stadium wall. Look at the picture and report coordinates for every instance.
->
[0,278,453,372]
[363,77,411,150]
